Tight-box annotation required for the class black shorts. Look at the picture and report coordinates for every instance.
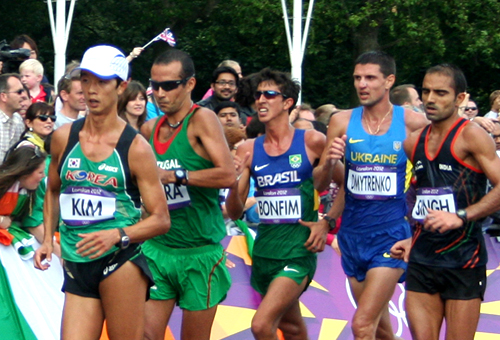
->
[406,262,486,300]
[62,244,154,299]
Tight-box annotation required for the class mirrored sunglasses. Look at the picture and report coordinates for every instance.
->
[254,90,288,100]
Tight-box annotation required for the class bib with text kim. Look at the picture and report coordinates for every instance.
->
[60,186,116,226]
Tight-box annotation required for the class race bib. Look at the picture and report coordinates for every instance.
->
[164,183,191,210]
[347,164,397,200]
[255,188,301,224]
[412,187,456,222]
[60,186,116,226]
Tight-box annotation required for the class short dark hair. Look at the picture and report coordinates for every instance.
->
[254,68,301,114]
[0,73,22,93]
[211,66,239,87]
[355,51,396,78]
[390,84,416,106]
[246,116,266,138]
[57,74,80,97]
[214,101,241,115]
[153,49,195,79]
[234,73,258,108]
[425,64,467,97]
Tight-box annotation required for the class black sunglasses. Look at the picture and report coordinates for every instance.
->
[465,107,477,111]
[150,76,193,92]
[4,89,26,95]
[254,90,288,100]
[35,114,57,122]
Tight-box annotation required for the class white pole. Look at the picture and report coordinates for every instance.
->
[280,0,293,63]
[65,0,77,47]
[292,0,302,104]
[301,0,315,58]
[53,0,67,88]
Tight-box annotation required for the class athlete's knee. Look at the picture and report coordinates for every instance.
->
[143,326,164,340]
[251,315,274,340]
[278,319,308,340]
[352,313,377,340]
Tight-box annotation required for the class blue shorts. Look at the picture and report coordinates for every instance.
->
[337,219,411,282]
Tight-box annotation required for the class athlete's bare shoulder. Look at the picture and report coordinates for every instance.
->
[328,109,353,137]
[141,116,161,140]
[51,122,72,160]
[235,138,256,169]
[403,108,429,133]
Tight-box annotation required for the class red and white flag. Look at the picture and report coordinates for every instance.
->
[156,28,176,47]
[143,28,177,49]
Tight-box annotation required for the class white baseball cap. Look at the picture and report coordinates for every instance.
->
[73,45,128,81]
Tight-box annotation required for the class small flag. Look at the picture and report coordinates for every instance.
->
[157,29,176,47]
[142,28,177,49]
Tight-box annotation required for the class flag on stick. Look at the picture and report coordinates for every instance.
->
[142,28,177,49]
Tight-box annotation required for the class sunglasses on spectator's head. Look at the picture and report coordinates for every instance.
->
[253,90,288,100]
[35,114,57,122]
[149,76,193,92]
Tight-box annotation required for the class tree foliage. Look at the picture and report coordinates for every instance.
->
[2,0,500,112]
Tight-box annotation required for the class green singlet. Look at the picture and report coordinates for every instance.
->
[58,119,141,262]
[147,106,226,248]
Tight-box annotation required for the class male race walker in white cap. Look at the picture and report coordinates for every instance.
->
[35,45,170,340]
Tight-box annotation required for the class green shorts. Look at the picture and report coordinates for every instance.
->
[142,239,231,311]
[251,255,317,295]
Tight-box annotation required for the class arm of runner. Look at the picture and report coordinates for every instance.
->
[313,134,346,192]
[302,161,346,253]
[472,116,498,133]
[185,108,237,188]
[404,108,429,133]
[225,141,252,221]
[76,135,171,259]
[390,237,412,262]
[314,112,349,192]
[424,123,500,233]
[34,126,68,270]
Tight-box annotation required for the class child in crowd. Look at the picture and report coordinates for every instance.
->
[19,59,53,104]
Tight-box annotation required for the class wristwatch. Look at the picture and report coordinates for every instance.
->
[174,168,189,186]
[456,209,468,226]
[117,228,130,249]
[323,216,337,231]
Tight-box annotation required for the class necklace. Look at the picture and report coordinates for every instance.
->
[363,105,393,135]
[165,102,194,129]
[166,119,184,129]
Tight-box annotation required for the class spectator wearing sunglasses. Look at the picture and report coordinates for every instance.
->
[141,48,236,340]
[196,66,239,111]
[34,45,170,340]
[54,73,86,129]
[0,74,26,164]
[225,68,345,340]
[463,100,479,119]
[6,102,55,158]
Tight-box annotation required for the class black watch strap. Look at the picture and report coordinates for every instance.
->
[323,216,336,231]
[174,169,188,186]
[456,209,468,226]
